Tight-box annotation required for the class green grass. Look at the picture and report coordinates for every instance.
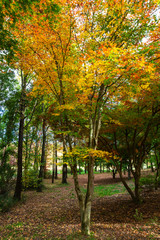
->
[81,182,134,197]
[43,179,70,192]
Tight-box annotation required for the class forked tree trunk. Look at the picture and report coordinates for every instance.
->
[80,158,94,235]
[71,157,94,235]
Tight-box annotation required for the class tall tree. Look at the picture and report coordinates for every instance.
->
[14,70,27,200]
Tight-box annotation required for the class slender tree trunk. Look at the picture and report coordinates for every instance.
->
[24,127,29,189]
[103,163,105,173]
[62,164,67,183]
[128,164,131,180]
[52,164,55,183]
[62,136,67,184]
[55,140,58,179]
[80,158,94,235]
[52,141,55,184]
[151,161,154,172]
[95,163,97,172]
[115,161,136,202]
[85,162,87,173]
[14,71,26,201]
[146,159,148,168]
[112,169,116,179]
[44,138,48,179]
[119,169,136,201]
[79,162,81,175]
[154,148,159,190]
[134,169,141,203]
[155,164,159,190]
[100,161,102,173]
[37,119,46,192]
[14,114,24,200]
[34,136,39,171]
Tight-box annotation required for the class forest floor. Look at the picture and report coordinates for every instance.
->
[0,172,160,240]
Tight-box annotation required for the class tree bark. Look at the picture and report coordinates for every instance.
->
[14,71,26,201]
[81,158,94,235]
[62,136,67,184]
[34,135,39,171]
[71,156,94,235]
[128,164,131,180]
[14,113,24,200]
[154,147,159,190]
[134,168,141,203]
[55,140,58,179]
[37,119,46,192]
[52,140,55,184]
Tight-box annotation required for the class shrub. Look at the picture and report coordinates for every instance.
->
[0,194,16,212]
[139,175,155,189]
[22,169,38,190]
[44,170,52,179]
[0,163,15,195]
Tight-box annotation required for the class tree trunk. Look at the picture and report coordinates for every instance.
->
[81,158,94,235]
[100,161,102,173]
[103,163,105,173]
[44,138,48,179]
[85,162,87,173]
[37,119,46,192]
[134,170,141,203]
[55,140,58,179]
[79,162,81,175]
[24,127,29,189]
[112,169,116,179]
[34,136,39,171]
[14,71,26,201]
[62,136,67,184]
[62,164,67,183]
[52,141,55,184]
[151,161,154,172]
[14,114,24,200]
[71,156,94,235]
[115,161,136,202]
[154,148,160,190]
[128,164,131,180]
[155,164,159,190]
[80,200,92,235]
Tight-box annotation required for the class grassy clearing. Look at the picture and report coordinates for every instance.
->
[94,182,134,197]
[46,177,134,197]
[43,179,70,192]
[81,181,134,197]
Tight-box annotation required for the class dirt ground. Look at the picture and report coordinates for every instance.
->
[0,172,160,239]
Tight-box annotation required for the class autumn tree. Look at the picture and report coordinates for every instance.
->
[8,0,159,234]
